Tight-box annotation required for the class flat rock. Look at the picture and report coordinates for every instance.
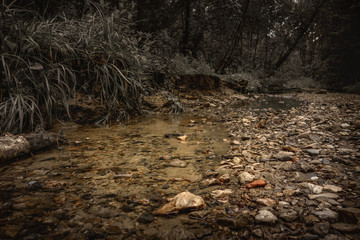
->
[255,210,278,224]
[308,193,340,200]
[306,149,321,156]
[273,151,295,161]
[312,208,338,221]
[278,208,298,222]
[331,223,360,233]
[323,185,342,193]
[256,198,276,207]
[337,207,360,224]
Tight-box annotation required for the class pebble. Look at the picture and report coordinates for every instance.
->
[313,221,330,236]
[137,212,154,224]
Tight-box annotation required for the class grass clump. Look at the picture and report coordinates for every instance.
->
[0,1,151,133]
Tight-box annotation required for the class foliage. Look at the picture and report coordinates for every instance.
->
[0,1,151,133]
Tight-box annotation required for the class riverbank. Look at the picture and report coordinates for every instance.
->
[1,90,360,239]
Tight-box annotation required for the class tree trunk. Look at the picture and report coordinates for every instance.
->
[215,0,250,74]
[266,0,326,77]
[181,0,191,54]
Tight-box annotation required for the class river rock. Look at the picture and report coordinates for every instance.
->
[308,193,340,200]
[301,182,323,194]
[313,221,330,236]
[256,198,276,207]
[306,149,321,156]
[137,212,154,224]
[278,208,298,222]
[273,151,295,161]
[255,210,278,224]
[153,191,205,215]
[169,159,187,168]
[238,172,255,183]
[331,223,360,233]
[312,208,338,221]
[323,185,342,193]
[337,207,360,224]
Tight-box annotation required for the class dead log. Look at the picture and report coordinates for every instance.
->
[0,132,63,163]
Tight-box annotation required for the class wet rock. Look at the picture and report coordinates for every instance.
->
[159,228,196,240]
[337,207,360,224]
[312,208,338,221]
[246,179,267,189]
[255,210,278,224]
[278,208,298,222]
[143,94,170,109]
[169,159,187,168]
[137,212,154,224]
[313,221,330,236]
[153,191,205,215]
[217,216,250,230]
[26,181,43,191]
[331,223,360,233]
[189,210,210,219]
[211,189,233,201]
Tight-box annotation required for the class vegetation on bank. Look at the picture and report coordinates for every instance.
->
[1,0,359,134]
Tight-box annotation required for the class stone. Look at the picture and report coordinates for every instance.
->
[238,172,255,183]
[302,182,323,194]
[306,149,321,156]
[255,210,278,224]
[304,215,320,225]
[169,159,187,168]
[323,185,342,193]
[273,151,295,161]
[256,198,276,207]
[252,228,263,237]
[312,208,338,221]
[153,191,205,215]
[331,223,360,233]
[337,207,360,224]
[300,233,321,240]
[278,208,298,222]
[313,221,330,236]
[217,216,250,230]
[308,193,340,200]
[211,189,233,199]
[159,228,196,240]
[26,181,43,191]
[137,212,154,224]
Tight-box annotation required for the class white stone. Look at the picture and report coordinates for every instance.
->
[255,210,278,224]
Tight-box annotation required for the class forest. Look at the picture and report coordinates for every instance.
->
[1,0,359,133]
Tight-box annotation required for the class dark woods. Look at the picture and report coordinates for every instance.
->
[1,0,360,133]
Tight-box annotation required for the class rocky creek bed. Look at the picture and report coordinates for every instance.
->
[1,91,360,239]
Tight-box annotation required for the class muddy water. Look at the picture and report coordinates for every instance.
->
[0,114,229,238]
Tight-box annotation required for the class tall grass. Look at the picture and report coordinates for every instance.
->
[0,1,150,133]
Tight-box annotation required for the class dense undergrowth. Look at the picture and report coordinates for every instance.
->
[0,2,154,133]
